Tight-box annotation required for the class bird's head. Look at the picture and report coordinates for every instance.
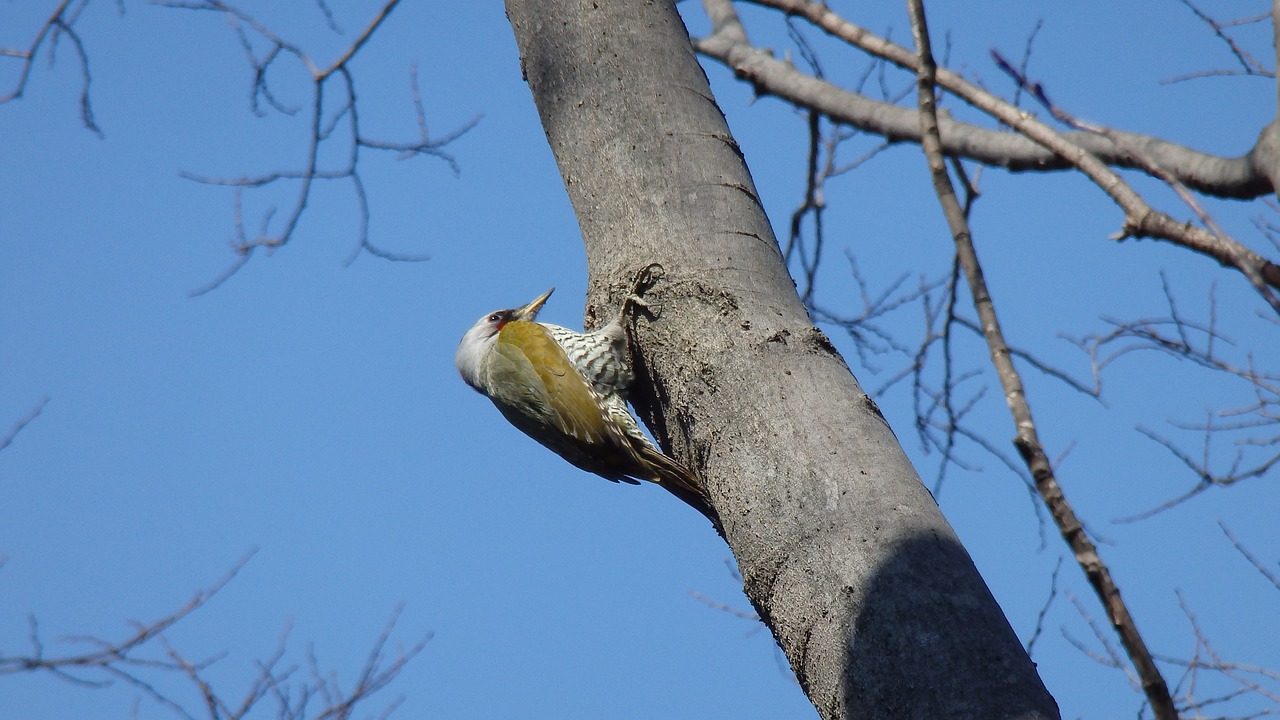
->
[455,288,554,391]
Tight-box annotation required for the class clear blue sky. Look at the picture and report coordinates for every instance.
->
[2,1,1277,718]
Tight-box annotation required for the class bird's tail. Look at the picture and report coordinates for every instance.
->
[637,444,717,523]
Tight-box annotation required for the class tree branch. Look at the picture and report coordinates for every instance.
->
[697,0,1280,310]
[1063,275,1279,520]
[1,0,104,136]
[155,0,477,294]
[905,2,1177,718]
[0,397,49,453]
[1167,1,1273,82]
[696,0,1272,200]
[0,553,430,719]
[991,52,1280,316]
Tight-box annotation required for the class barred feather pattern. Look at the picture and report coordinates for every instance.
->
[541,322,655,448]
[539,317,703,503]
[542,323,633,399]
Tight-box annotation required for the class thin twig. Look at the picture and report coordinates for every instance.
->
[1219,521,1280,591]
[1,0,103,136]
[1025,556,1063,658]
[0,397,49,452]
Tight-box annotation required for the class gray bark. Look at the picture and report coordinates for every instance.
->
[505,1,1061,718]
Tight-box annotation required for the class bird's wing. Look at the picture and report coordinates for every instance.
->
[492,320,617,448]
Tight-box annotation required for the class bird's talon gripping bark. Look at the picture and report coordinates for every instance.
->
[622,262,665,320]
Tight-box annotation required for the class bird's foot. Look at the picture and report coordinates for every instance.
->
[620,263,665,320]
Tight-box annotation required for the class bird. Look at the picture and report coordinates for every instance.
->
[455,284,707,506]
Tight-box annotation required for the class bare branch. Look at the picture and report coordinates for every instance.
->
[1061,589,1136,682]
[1154,591,1280,717]
[0,397,49,452]
[154,0,477,292]
[1024,556,1063,659]
[952,316,1100,398]
[0,551,430,719]
[1007,18,1044,111]
[1113,423,1279,523]
[1219,521,1280,592]
[688,591,763,624]
[1167,1,1274,82]
[0,550,255,681]
[1,0,104,136]
[1064,275,1279,519]
[809,255,942,375]
[991,52,1280,316]
[906,2,1176,717]
[316,0,401,80]
[696,0,1275,200]
[786,108,825,305]
[307,604,430,720]
[697,0,1280,308]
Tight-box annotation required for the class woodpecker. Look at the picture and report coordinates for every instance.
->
[455,286,706,504]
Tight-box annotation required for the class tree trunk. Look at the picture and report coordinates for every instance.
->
[505,1,1060,717]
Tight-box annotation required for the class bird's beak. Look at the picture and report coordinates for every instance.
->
[513,288,554,321]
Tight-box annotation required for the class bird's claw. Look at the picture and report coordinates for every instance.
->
[622,263,665,319]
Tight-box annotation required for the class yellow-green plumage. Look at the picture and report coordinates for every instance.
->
[490,320,615,452]
[456,288,706,500]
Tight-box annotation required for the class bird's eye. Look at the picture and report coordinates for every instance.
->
[488,313,502,323]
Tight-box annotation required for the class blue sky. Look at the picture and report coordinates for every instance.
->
[2,1,1277,718]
